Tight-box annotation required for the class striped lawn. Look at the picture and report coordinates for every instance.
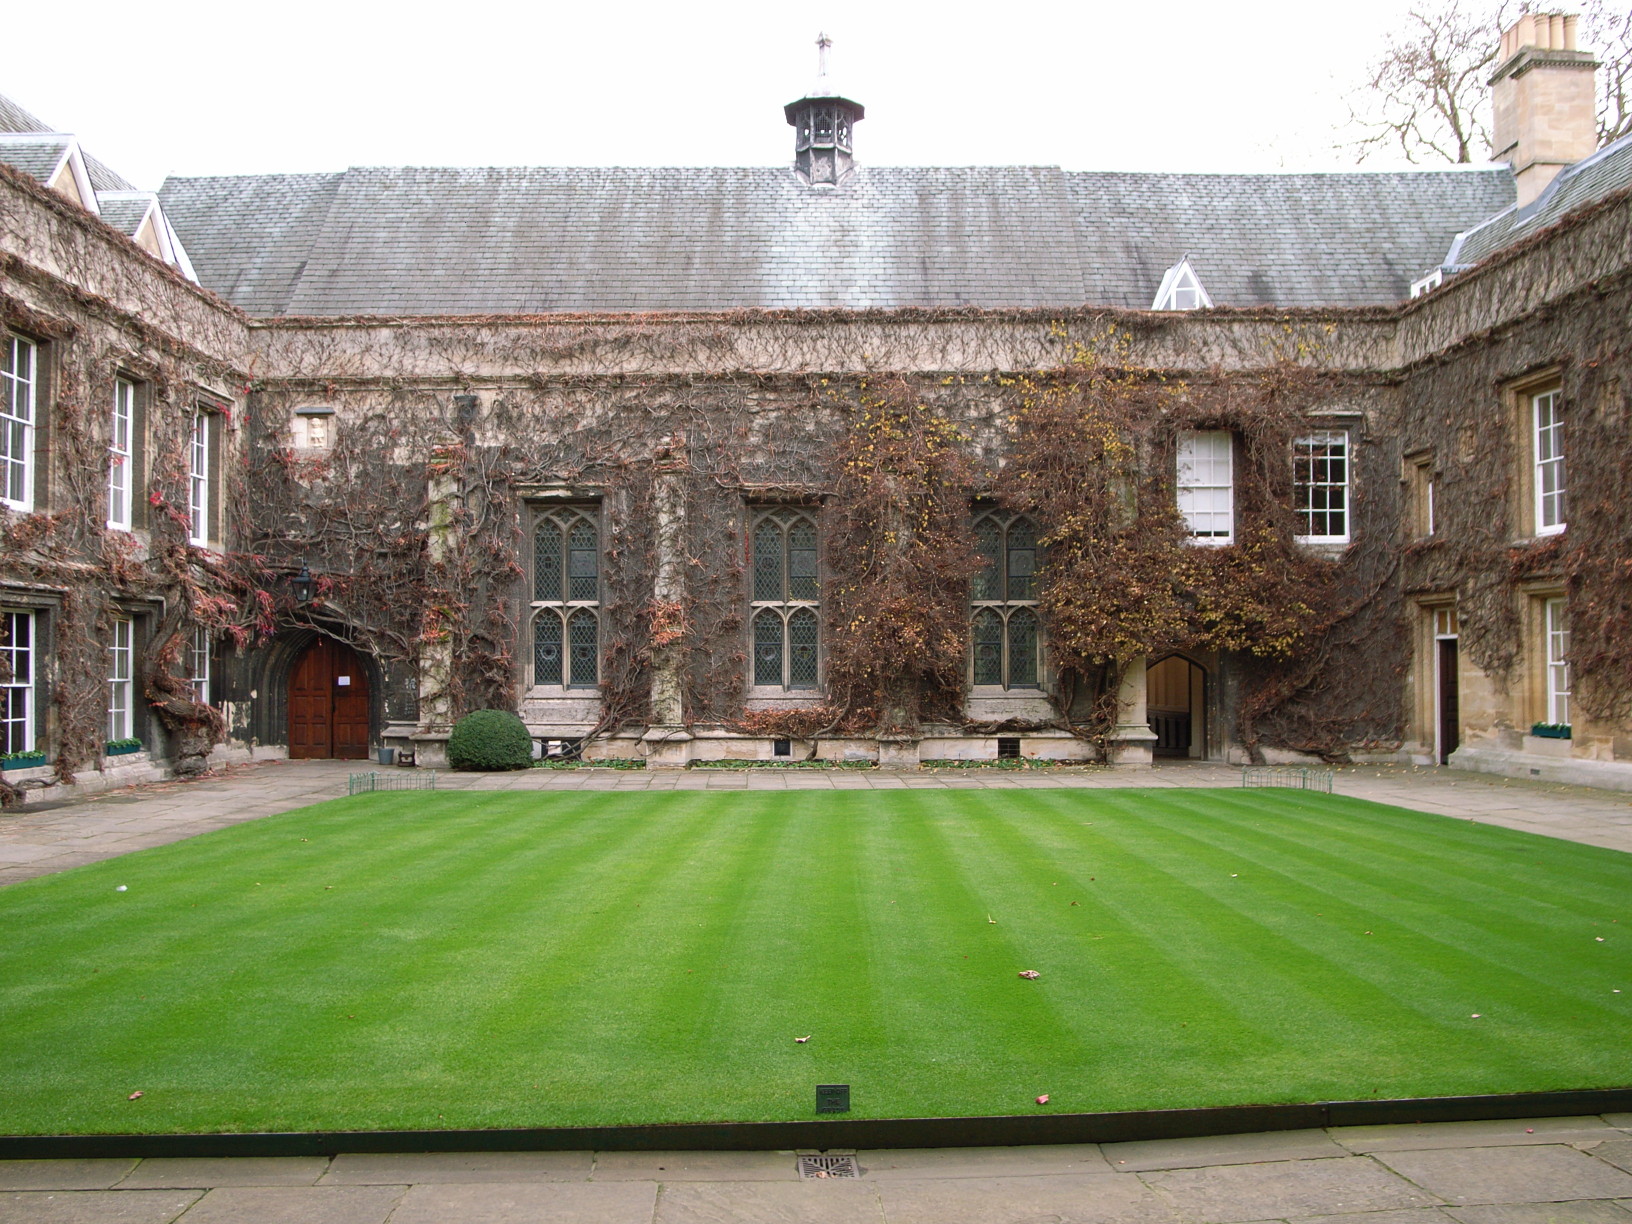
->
[0,787,1628,1135]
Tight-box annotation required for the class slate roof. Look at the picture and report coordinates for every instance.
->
[0,133,72,184]
[1450,132,1632,265]
[157,164,1517,316]
[0,94,136,191]
[95,194,153,239]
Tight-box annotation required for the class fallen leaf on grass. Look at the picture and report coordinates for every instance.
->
[795,1036,810,1043]
[1018,970,1041,980]
[1035,1094,1049,1105]
[127,1091,143,1100]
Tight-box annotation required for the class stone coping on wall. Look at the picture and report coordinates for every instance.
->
[1451,744,1632,792]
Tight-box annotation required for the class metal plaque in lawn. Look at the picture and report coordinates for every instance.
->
[816,1084,851,1113]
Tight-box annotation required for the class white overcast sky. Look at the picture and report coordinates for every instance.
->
[7,0,1467,191]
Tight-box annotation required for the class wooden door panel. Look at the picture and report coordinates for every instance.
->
[331,647,370,760]
[288,640,332,759]
[287,638,372,760]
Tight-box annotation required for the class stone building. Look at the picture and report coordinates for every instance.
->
[2,14,1631,797]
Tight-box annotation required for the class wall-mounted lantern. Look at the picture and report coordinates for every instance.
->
[292,561,315,605]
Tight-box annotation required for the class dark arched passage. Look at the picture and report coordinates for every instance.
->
[1147,654,1208,759]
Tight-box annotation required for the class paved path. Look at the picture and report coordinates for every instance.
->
[5,1115,1632,1221]
[3,758,1630,888]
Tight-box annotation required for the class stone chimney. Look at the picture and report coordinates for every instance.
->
[1490,11,1600,206]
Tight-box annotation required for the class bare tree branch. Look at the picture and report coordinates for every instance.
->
[1340,1,1631,166]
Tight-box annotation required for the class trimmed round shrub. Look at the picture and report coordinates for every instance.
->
[447,709,534,771]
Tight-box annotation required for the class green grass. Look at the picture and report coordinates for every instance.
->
[2,788,1629,1135]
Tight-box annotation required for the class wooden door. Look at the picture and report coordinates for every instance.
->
[288,638,371,760]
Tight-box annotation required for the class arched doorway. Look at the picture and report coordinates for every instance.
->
[1147,655,1207,759]
[288,637,371,759]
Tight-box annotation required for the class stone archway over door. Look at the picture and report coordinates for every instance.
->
[288,638,371,759]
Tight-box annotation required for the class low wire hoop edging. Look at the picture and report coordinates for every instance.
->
[348,771,438,796]
[3,1087,1629,1159]
[1241,765,1334,793]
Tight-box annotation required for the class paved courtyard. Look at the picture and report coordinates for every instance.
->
[4,761,1631,1221]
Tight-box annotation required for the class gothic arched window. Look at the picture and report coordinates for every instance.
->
[532,507,600,688]
[750,508,820,690]
[970,511,1042,690]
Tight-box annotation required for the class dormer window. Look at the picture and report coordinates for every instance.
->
[1153,257,1213,311]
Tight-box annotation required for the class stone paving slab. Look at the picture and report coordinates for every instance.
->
[0,1159,137,1190]
[0,1189,201,1223]
[1102,1127,1348,1170]
[168,1183,406,1223]
[319,1150,592,1184]
[1591,1139,1632,1173]
[590,1149,800,1181]
[389,1180,658,1224]
[1373,1145,1632,1206]
[654,1180,882,1224]
[1442,1203,1632,1222]
[1285,1210,1459,1224]
[857,1143,1111,1178]
[115,1156,329,1188]
[873,1171,1182,1223]
[1331,1117,1621,1152]
[1139,1156,1439,1222]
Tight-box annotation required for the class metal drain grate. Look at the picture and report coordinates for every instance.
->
[798,1154,860,1179]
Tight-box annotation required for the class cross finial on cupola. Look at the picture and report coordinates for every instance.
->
[785,33,865,187]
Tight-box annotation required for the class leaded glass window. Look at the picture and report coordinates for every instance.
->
[970,511,1042,690]
[531,507,600,688]
[750,508,820,690]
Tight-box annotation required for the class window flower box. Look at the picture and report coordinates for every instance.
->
[1529,723,1571,740]
[105,739,144,757]
[1,751,47,771]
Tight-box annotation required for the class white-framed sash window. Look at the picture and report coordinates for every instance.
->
[1293,430,1349,543]
[1545,597,1570,725]
[189,627,211,705]
[1533,389,1565,536]
[107,617,133,742]
[2,334,36,511]
[1,610,34,755]
[108,378,134,530]
[1177,430,1233,543]
[188,411,210,545]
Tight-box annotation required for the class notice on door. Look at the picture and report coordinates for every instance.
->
[337,675,351,686]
